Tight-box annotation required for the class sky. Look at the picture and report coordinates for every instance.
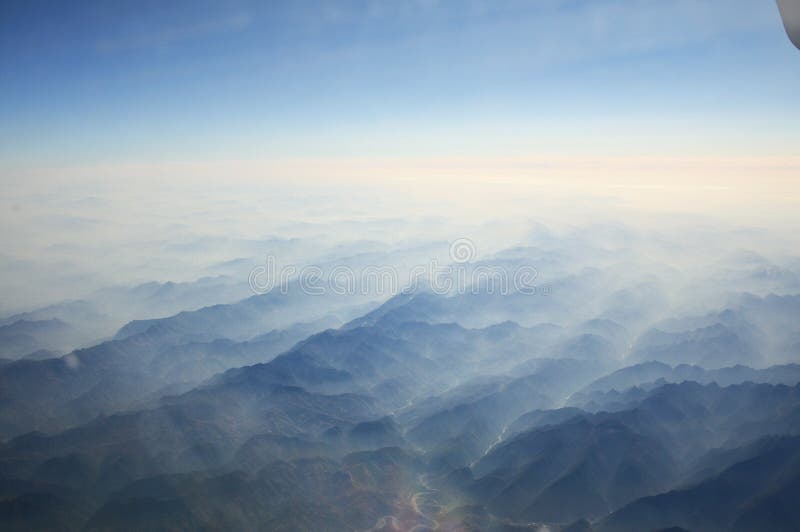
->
[1,0,798,167]
[1,0,800,313]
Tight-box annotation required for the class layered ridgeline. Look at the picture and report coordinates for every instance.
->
[0,239,799,531]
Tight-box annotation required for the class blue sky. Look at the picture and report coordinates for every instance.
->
[1,0,799,167]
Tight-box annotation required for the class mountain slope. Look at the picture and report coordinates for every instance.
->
[599,435,800,532]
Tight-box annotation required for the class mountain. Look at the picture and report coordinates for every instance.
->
[0,319,83,359]
[468,415,676,523]
[460,381,800,523]
[1,231,799,531]
[4,447,424,532]
[598,435,800,532]
[403,357,611,473]
[0,301,112,352]
[113,283,373,344]
[630,323,761,368]
[506,407,586,437]
[0,276,253,348]
[0,379,380,504]
[575,361,800,398]
[0,317,340,439]
[215,317,572,412]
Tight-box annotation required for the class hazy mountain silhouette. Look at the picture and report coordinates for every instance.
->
[1,237,800,530]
